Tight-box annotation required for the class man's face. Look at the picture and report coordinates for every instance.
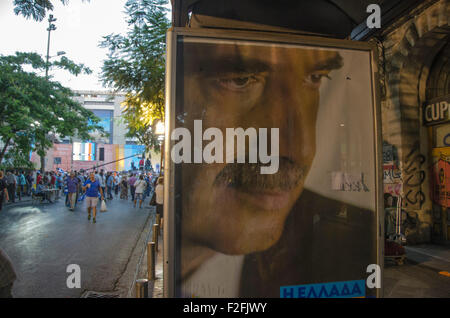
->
[90,173,95,182]
[181,41,342,255]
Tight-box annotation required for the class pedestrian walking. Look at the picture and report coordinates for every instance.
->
[134,175,146,208]
[114,172,119,196]
[120,176,128,200]
[128,173,137,201]
[67,172,79,211]
[144,174,151,198]
[106,172,114,200]
[17,171,27,201]
[77,173,85,197]
[26,172,33,196]
[0,171,10,212]
[82,172,104,224]
[56,173,63,197]
[5,172,16,203]
[18,172,26,200]
[155,177,164,228]
[98,171,106,197]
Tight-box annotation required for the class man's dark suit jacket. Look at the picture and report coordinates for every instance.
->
[239,189,377,298]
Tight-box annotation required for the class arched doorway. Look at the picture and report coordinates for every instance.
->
[426,39,450,243]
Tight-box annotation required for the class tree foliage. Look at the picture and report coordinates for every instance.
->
[100,0,170,152]
[13,0,89,21]
[0,52,105,171]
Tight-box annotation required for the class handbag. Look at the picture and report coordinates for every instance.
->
[100,200,107,212]
[100,199,107,212]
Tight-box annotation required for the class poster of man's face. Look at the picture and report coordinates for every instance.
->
[167,30,381,298]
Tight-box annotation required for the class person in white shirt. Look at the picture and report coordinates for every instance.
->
[155,177,164,228]
[134,175,147,208]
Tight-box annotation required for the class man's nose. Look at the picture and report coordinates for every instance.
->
[250,69,318,161]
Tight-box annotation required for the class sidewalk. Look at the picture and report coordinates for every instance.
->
[130,206,164,298]
[405,244,450,274]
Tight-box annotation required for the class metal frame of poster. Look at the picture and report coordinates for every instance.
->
[163,28,383,298]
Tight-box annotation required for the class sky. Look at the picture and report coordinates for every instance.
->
[0,0,142,91]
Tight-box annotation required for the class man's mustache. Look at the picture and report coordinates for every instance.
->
[213,157,305,192]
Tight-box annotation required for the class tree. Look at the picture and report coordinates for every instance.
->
[0,52,105,171]
[100,0,170,153]
[13,0,90,21]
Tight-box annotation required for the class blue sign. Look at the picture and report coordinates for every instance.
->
[280,280,365,298]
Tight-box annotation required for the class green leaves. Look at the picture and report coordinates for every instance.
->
[100,0,170,153]
[0,51,104,169]
[13,0,88,22]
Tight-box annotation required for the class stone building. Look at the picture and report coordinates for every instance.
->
[373,0,449,244]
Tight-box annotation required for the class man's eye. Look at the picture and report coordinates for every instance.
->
[215,74,263,91]
[304,72,332,88]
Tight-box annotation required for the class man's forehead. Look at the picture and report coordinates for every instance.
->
[184,42,342,73]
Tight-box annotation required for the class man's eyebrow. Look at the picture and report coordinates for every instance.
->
[312,53,344,71]
[189,56,272,76]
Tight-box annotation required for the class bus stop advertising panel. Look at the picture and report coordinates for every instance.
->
[163,28,383,298]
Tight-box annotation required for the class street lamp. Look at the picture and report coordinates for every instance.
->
[53,51,66,58]
[45,14,57,79]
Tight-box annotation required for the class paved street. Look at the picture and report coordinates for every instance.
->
[0,194,153,298]
[384,261,450,298]
[1,194,449,298]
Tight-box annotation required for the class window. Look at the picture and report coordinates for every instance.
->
[73,142,96,161]
[91,110,113,134]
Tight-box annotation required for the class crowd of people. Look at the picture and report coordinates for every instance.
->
[0,165,164,297]
[64,169,163,224]
[0,170,64,211]
[0,168,164,220]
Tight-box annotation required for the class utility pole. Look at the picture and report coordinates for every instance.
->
[40,14,57,173]
[45,14,57,79]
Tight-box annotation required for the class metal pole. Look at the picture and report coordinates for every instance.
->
[45,15,56,79]
[45,27,51,79]
[152,224,159,252]
[156,213,161,228]
[147,242,156,280]
[135,278,149,298]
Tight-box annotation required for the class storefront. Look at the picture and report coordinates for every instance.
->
[380,0,450,244]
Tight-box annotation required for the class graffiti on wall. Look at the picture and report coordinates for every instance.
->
[383,164,401,183]
[403,142,426,209]
[383,142,402,197]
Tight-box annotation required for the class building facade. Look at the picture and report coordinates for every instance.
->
[31,90,160,173]
[377,0,450,244]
